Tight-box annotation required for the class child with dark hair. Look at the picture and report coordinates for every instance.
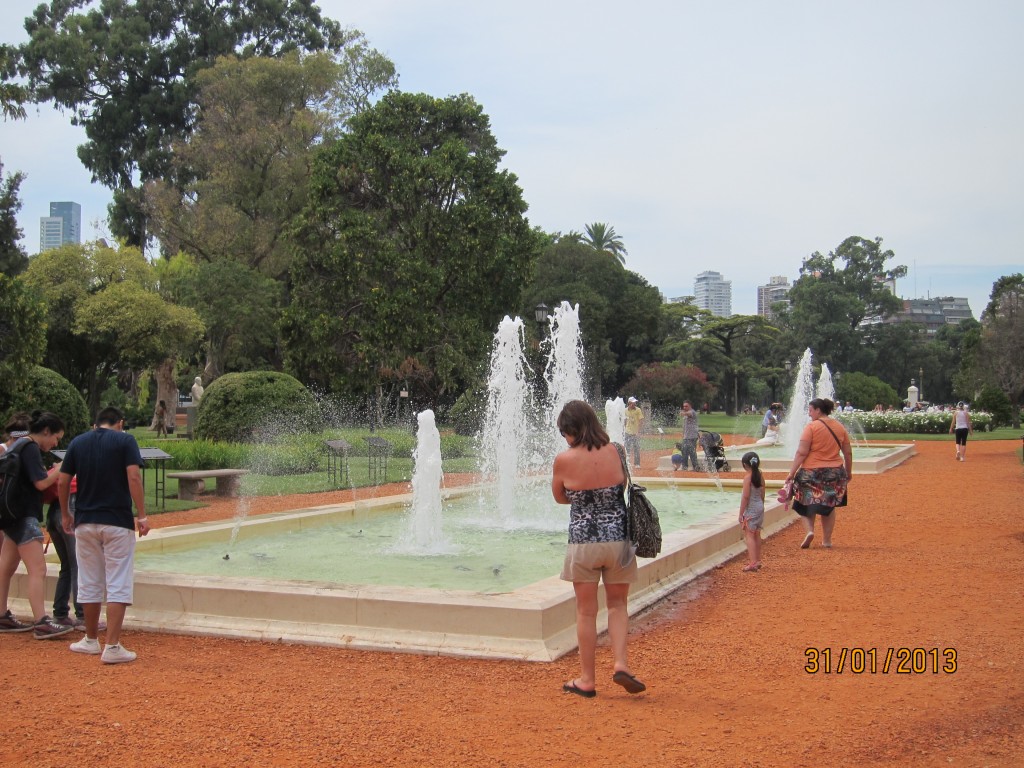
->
[739,451,765,572]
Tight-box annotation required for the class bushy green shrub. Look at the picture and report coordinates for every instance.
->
[447,386,486,436]
[972,386,1013,428]
[193,371,320,443]
[136,439,251,471]
[2,366,90,445]
[834,372,901,410]
[837,410,993,434]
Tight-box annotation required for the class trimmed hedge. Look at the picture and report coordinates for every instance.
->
[837,410,993,434]
[2,366,91,445]
[193,371,320,443]
[135,429,476,474]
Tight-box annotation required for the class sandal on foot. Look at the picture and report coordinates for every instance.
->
[742,563,759,572]
[612,670,646,694]
[800,532,814,549]
[562,679,596,698]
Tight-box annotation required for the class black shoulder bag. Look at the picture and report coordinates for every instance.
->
[614,443,663,558]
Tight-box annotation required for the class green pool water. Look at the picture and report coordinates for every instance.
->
[725,445,896,459]
[135,487,740,593]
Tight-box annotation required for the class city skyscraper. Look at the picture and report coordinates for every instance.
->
[39,201,81,251]
[694,270,732,317]
[757,275,791,320]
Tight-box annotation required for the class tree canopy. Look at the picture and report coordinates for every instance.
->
[0,273,46,403]
[21,240,204,412]
[11,0,357,246]
[145,50,396,275]
[582,222,628,264]
[282,92,541,401]
[0,158,28,277]
[525,239,662,397]
[973,274,1024,427]
[779,236,906,373]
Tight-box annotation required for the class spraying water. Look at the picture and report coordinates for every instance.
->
[400,410,454,554]
[816,363,835,402]
[477,316,537,528]
[543,301,586,463]
[783,348,816,457]
[605,397,626,445]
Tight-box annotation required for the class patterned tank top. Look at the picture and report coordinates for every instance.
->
[564,484,628,544]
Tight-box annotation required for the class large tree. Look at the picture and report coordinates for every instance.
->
[0,273,47,406]
[11,0,354,247]
[779,236,907,373]
[0,45,27,120]
[0,158,28,277]
[145,49,396,276]
[524,239,663,398]
[21,240,204,413]
[689,314,779,416]
[972,274,1024,427]
[283,92,541,402]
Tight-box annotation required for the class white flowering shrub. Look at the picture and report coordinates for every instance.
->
[836,411,993,434]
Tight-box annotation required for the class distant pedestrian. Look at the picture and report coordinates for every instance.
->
[678,401,700,471]
[761,403,781,438]
[949,402,973,462]
[155,400,168,438]
[623,397,644,469]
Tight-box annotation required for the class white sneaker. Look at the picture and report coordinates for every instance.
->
[101,643,137,664]
[70,636,101,655]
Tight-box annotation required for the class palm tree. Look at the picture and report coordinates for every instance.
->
[583,222,627,264]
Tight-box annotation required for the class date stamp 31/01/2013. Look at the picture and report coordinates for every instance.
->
[804,647,957,675]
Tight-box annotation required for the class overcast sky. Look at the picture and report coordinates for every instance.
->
[3,0,1021,317]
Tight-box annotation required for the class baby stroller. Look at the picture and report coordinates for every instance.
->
[699,430,731,472]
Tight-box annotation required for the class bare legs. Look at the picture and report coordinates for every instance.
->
[820,512,837,547]
[800,512,837,548]
[743,527,762,568]
[0,538,47,621]
[570,581,634,692]
[571,582,599,691]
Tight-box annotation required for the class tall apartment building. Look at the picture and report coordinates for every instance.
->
[757,275,791,320]
[693,270,732,317]
[39,201,81,251]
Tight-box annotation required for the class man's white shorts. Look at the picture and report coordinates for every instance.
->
[75,524,136,604]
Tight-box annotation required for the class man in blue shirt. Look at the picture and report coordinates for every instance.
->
[58,407,150,664]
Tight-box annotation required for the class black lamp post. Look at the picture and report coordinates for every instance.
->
[534,302,549,325]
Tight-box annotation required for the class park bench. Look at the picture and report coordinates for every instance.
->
[167,469,249,500]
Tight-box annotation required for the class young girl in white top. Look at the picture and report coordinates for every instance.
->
[949,403,973,462]
[739,451,766,572]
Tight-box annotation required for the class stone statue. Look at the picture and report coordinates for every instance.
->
[191,376,205,403]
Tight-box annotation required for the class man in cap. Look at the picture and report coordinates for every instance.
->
[624,397,645,469]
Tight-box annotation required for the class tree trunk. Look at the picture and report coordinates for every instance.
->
[149,357,178,432]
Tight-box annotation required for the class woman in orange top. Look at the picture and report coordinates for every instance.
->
[784,398,853,549]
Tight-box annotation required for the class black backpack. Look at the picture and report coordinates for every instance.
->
[0,438,31,525]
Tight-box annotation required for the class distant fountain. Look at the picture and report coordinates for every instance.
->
[783,348,816,457]
[605,397,626,445]
[816,363,835,402]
